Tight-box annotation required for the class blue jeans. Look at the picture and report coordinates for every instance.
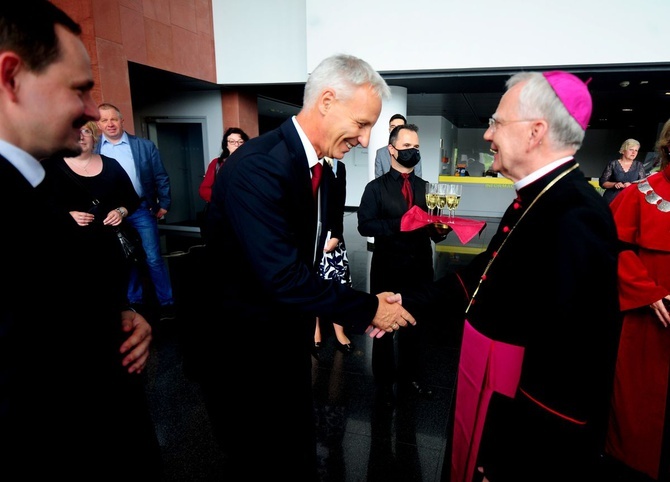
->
[126,201,174,306]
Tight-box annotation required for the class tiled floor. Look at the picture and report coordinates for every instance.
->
[143,211,646,481]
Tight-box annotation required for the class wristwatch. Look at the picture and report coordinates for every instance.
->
[115,207,127,218]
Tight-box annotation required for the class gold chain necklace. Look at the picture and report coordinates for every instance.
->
[637,179,670,212]
[465,163,580,313]
[81,159,92,174]
[68,157,92,174]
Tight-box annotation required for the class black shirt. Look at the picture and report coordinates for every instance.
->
[357,168,442,293]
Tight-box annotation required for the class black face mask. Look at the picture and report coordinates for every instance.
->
[394,148,421,168]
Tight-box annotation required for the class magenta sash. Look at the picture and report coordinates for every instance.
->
[451,320,525,482]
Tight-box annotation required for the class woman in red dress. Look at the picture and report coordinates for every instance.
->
[606,118,670,481]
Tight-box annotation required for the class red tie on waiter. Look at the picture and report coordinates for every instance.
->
[401,172,413,207]
[311,162,323,199]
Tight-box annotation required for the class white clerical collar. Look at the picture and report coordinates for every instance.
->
[515,156,574,190]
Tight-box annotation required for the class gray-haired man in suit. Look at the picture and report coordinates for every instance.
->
[200,53,417,480]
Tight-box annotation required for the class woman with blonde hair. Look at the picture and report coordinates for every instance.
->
[599,138,646,203]
[47,120,139,231]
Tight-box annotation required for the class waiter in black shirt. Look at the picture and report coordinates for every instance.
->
[358,124,446,405]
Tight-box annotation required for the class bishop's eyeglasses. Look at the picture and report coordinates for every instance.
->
[487,117,539,132]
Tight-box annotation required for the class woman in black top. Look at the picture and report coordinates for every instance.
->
[41,120,162,477]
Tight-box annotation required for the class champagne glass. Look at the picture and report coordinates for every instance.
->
[445,183,463,223]
[435,183,448,219]
[425,182,438,220]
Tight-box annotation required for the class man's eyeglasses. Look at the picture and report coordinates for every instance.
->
[227,139,244,146]
[80,128,94,137]
[487,117,539,132]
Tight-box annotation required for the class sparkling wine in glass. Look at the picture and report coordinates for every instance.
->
[425,182,438,220]
[445,183,463,223]
[435,183,448,218]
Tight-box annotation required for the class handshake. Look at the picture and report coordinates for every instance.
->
[366,292,416,338]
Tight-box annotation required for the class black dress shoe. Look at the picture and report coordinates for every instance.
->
[336,342,353,353]
[408,381,434,398]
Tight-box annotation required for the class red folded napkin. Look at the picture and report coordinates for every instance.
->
[400,205,486,245]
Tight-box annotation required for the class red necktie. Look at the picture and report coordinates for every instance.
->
[311,162,323,199]
[401,173,413,207]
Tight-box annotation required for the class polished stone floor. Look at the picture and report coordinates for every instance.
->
[140,211,466,481]
[142,211,646,481]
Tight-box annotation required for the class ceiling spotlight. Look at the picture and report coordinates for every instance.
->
[620,81,630,88]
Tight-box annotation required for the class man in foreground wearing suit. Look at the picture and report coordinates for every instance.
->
[200,53,416,480]
[0,1,160,477]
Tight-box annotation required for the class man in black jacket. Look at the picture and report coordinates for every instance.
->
[200,53,417,480]
[0,2,160,478]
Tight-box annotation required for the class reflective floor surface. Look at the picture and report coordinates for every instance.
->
[143,211,646,481]
[143,210,465,481]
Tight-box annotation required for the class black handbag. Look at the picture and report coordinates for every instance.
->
[56,160,144,264]
[112,224,144,264]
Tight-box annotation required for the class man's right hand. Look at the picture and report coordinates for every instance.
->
[119,309,152,374]
[366,292,416,338]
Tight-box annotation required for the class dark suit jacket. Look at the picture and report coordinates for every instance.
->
[0,157,72,440]
[206,118,378,329]
[326,159,346,240]
[0,156,161,477]
[199,118,380,478]
[95,132,171,213]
